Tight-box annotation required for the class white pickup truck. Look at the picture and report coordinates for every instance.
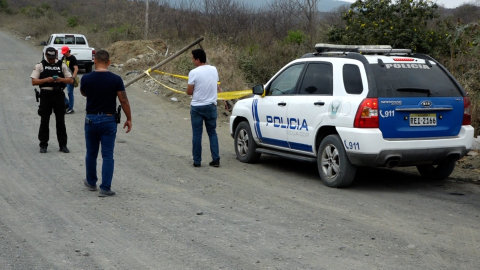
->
[41,33,95,73]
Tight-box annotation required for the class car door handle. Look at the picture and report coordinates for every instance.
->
[314,101,325,106]
[278,102,287,106]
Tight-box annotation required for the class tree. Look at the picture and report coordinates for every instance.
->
[328,0,448,53]
[447,22,480,136]
[296,0,320,44]
[0,0,11,14]
[265,0,302,40]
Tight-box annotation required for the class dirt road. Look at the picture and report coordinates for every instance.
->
[1,30,480,270]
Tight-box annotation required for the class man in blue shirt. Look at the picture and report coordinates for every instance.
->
[80,50,132,197]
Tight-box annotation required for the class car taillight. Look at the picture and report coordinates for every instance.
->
[354,98,379,128]
[463,97,472,125]
[92,50,95,61]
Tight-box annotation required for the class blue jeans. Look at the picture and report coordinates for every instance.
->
[84,115,117,191]
[64,83,74,110]
[191,104,220,164]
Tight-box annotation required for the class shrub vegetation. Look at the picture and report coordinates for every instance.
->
[0,0,478,135]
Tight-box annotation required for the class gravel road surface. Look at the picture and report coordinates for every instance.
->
[1,30,480,270]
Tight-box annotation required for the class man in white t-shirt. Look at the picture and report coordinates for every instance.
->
[186,49,220,167]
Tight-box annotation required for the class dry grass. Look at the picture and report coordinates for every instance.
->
[2,11,479,135]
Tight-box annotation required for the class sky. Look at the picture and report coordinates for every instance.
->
[341,0,477,9]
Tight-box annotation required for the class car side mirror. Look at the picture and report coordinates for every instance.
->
[40,41,47,46]
[252,84,265,96]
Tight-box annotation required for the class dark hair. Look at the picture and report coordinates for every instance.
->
[95,50,110,63]
[192,49,206,63]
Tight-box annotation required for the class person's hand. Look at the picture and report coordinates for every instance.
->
[123,120,132,133]
[46,77,55,83]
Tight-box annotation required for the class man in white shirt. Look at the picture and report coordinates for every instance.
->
[186,49,220,167]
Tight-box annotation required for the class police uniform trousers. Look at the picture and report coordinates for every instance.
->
[38,89,67,148]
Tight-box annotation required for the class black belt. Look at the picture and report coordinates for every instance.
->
[86,111,115,115]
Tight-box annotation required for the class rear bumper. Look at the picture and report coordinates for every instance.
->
[76,60,94,67]
[337,126,474,167]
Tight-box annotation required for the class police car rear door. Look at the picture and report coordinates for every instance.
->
[372,58,464,139]
[253,63,305,148]
[286,62,333,153]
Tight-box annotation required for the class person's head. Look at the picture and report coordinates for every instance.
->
[191,49,206,66]
[61,46,71,56]
[94,50,110,67]
[45,47,57,64]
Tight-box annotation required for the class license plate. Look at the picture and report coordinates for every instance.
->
[410,113,437,126]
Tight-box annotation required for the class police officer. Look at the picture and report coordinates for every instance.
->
[31,47,74,153]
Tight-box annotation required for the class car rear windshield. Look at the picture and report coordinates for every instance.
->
[370,63,463,97]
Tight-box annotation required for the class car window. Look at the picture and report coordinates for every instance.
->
[267,64,305,96]
[65,35,75,45]
[343,64,363,94]
[76,37,86,45]
[47,36,53,45]
[53,37,64,45]
[298,63,333,95]
[370,64,463,97]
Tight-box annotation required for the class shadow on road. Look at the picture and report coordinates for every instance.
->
[254,155,458,191]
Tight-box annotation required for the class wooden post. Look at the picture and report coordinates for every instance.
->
[124,36,204,88]
[145,0,149,40]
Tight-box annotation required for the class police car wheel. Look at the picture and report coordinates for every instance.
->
[416,160,456,180]
[317,135,356,188]
[234,121,261,163]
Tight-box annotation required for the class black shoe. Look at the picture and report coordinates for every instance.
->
[193,163,201,167]
[66,109,74,114]
[84,179,97,191]
[209,160,220,167]
[60,146,69,153]
[39,147,47,153]
[99,189,116,197]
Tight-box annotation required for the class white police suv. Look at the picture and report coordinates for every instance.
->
[229,44,474,188]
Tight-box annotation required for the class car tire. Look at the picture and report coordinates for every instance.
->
[234,121,261,163]
[317,135,356,188]
[416,160,456,180]
[85,64,93,73]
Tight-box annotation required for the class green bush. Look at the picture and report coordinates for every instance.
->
[20,4,51,18]
[67,16,78,28]
[0,0,11,14]
[327,0,449,54]
[284,30,307,46]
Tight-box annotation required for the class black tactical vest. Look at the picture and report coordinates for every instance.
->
[39,60,66,90]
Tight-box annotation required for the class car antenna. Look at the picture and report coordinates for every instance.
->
[386,47,394,56]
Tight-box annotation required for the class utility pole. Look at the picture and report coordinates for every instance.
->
[145,0,149,40]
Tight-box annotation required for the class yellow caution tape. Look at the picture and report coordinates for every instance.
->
[153,70,189,80]
[145,70,187,95]
[217,90,253,100]
[145,69,252,100]
[154,70,221,85]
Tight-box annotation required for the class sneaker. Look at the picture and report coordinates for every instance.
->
[59,146,70,153]
[39,147,47,153]
[99,189,116,197]
[209,160,220,167]
[84,179,97,191]
[66,109,74,114]
[193,163,201,167]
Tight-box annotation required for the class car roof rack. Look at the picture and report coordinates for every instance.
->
[314,43,412,54]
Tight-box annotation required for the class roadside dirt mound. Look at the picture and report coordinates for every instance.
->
[106,39,167,64]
